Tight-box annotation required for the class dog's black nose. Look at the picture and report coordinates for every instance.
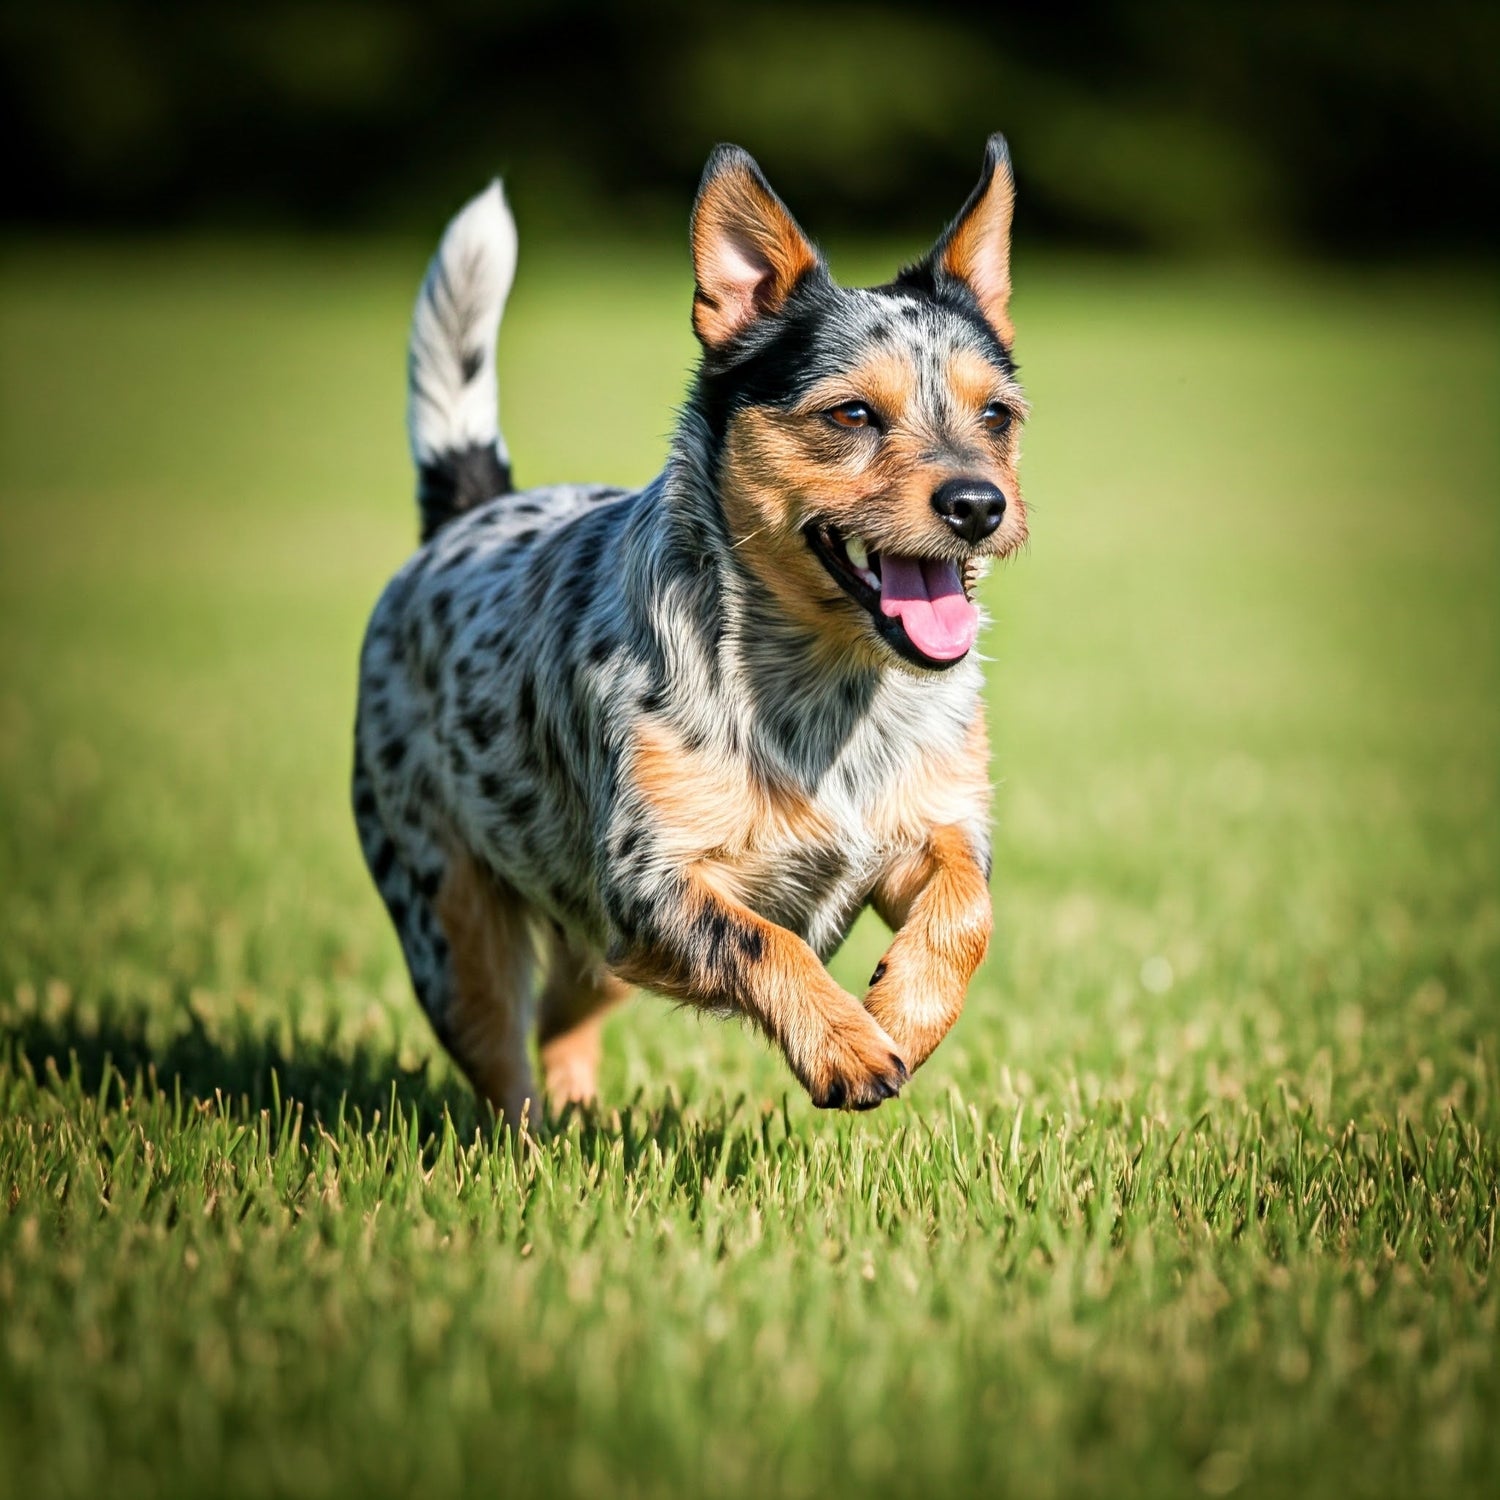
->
[930,478,1006,544]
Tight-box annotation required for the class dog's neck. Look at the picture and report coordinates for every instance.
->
[625,443,982,795]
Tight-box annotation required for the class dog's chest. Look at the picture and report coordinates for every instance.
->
[716,790,887,954]
[648,733,966,958]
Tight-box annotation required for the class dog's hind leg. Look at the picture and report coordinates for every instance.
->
[536,930,630,1108]
[431,846,540,1127]
[355,749,539,1125]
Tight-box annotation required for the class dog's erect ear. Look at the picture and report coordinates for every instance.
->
[691,145,821,348]
[924,134,1016,345]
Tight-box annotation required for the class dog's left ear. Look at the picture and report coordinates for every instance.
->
[691,145,821,349]
[923,134,1016,346]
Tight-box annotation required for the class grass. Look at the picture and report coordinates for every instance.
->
[1,236,1497,1499]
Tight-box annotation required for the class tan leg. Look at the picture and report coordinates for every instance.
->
[433,847,539,1128]
[866,825,992,1073]
[611,871,909,1110]
[536,930,630,1108]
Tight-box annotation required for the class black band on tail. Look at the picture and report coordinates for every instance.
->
[417,444,513,542]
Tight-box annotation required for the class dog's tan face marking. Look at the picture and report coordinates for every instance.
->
[720,336,1027,667]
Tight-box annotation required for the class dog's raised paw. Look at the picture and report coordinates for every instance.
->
[806,1016,909,1110]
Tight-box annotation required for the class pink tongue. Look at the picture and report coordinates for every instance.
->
[878,554,979,661]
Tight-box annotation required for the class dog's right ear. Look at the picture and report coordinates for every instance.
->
[691,146,821,349]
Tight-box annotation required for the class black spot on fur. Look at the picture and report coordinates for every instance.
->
[542,724,567,779]
[378,737,407,772]
[695,905,765,981]
[479,770,505,799]
[517,673,536,728]
[460,348,483,383]
[370,839,396,882]
[462,700,505,746]
[506,788,538,821]
[588,634,616,665]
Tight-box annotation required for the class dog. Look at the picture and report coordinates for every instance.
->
[353,136,1027,1123]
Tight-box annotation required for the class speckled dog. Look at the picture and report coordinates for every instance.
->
[353,137,1028,1123]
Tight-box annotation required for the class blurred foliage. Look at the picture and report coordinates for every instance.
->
[2,0,1497,254]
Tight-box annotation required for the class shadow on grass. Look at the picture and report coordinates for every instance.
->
[4,1008,784,1191]
[4,1007,484,1140]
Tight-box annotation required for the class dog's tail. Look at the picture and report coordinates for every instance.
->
[408,182,518,542]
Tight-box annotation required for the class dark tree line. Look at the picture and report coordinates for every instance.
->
[3,0,1495,254]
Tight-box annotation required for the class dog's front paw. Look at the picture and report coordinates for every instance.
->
[863,951,954,1075]
[798,1007,909,1111]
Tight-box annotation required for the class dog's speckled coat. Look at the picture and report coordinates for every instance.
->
[354,139,1028,1121]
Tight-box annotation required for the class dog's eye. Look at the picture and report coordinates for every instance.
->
[827,402,875,429]
[981,401,1013,434]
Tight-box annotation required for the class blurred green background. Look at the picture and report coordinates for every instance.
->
[2,7,1499,1499]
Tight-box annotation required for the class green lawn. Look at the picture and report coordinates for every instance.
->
[1,238,1496,1500]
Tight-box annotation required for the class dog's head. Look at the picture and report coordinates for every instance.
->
[689,136,1027,673]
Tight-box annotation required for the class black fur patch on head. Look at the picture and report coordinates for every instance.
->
[884,263,1016,371]
[687,263,1017,463]
[690,274,840,445]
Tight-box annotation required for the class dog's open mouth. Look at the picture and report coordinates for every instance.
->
[804,524,980,670]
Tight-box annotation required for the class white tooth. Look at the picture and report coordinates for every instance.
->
[846,537,869,571]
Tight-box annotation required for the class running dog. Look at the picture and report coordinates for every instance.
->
[353,136,1027,1123]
